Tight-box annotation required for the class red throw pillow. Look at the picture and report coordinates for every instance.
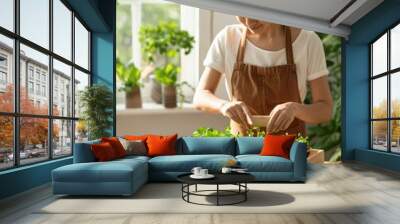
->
[124,135,148,141]
[146,134,178,157]
[91,142,117,162]
[260,134,296,159]
[101,137,127,158]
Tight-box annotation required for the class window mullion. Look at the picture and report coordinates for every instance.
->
[48,0,54,160]
[13,0,20,167]
[388,30,391,152]
[71,10,76,155]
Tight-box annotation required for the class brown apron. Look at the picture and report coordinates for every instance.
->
[230,26,306,136]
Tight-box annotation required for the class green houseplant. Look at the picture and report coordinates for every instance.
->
[154,63,180,108]
[139,21,194,107]
[116,59,143,108]
[79,84,113,140]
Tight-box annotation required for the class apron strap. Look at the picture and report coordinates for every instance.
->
[284,26,295,65]
[236,27,248,63]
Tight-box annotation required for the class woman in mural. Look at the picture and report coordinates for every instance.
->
[193,17,333,135]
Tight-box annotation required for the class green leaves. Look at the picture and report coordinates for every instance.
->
[79,84,113,140]
[116,59,142,92]
[191,126,266,138]
[154,63,180,86]
[306,33,342,161]
[138,21,195,63]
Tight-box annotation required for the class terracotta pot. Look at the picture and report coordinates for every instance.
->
[126,87,142,108]
[150,77,162,104]
[162,85,177,108]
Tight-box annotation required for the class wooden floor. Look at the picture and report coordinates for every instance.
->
[1,162,400,224]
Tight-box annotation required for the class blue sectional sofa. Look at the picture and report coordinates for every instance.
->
[52,137,307,196]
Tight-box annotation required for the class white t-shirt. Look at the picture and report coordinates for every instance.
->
[203,24,329,102]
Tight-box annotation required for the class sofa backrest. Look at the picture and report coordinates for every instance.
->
[235,137,264,155]
[73,139,100,163]
[177,137,236,155]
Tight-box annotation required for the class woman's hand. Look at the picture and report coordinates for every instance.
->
[267,102,298,133]
[219,101,253,129]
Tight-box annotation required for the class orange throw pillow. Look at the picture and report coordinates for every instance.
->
[91,142,117,162]
[124,135,148,141]
[146,134,178,157]
[101,137,126,158]
[260,134,296,159]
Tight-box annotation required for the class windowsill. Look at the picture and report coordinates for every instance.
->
[117,103,201,115]
[0,156,72,175]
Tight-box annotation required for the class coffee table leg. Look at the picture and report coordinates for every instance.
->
[245,183,247,201]
[216,184,219,206]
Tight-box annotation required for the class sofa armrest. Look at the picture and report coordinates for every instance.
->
[289,141,307,181]
[73,140,100,163]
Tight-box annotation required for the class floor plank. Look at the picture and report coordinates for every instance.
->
[1,162,400,224]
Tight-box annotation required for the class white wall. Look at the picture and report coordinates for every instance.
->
[117,10,237,137]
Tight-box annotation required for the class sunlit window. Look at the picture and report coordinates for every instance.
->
[0,0,91,170]
[371,23,400,153]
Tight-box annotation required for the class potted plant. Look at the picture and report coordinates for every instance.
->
[116,59,143,108]
[139,22,194,106]
[79,84,113,140]
[154,63,180,108]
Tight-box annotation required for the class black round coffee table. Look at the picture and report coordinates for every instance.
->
[177,173,255,206]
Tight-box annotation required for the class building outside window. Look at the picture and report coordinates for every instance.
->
[0,0,91,170]
[371,22,400,153]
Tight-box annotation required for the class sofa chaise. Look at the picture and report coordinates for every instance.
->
[52,137,307,196]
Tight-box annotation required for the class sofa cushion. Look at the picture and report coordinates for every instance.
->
[236,137,264,155]
[53,158,147,183]
[91,142,118,161]
[149,154,235,172]
[236,155,293,172]
[178,137,236,155]
[147,134,178,157]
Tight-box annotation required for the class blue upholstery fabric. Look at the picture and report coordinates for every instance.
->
[149,154,235,172]
[289,141,307,181]
[73,140,100,163]
[236,137,264,155]
[177,137,236,155]
[236,155,293,172]
[52,158,148,195]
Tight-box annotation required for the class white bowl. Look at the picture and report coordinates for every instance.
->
[251,115,271,127]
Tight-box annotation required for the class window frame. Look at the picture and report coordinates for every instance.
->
[0,0,92,171]
[369,20,400,154]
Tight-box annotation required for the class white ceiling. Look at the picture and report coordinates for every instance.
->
[166,0,384,37]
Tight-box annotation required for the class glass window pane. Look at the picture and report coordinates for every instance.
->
[74,18,89,70]
[0,0,14,31]
[0,116,14,170]
[53,59,72,117]
[53,0,72,60]
[75,120,88,143]
[53,119,72,157]
[20,44,49,115]
[391,120,400,153]
[391,24,400,70]
[0,35,14,112]
[372,33,387,76]
[391,72,400,118]
[372,77,387,119]
[20,117,49,165]
[20,0,49,49]
[74,69,89,118]
[372,121,388,151]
